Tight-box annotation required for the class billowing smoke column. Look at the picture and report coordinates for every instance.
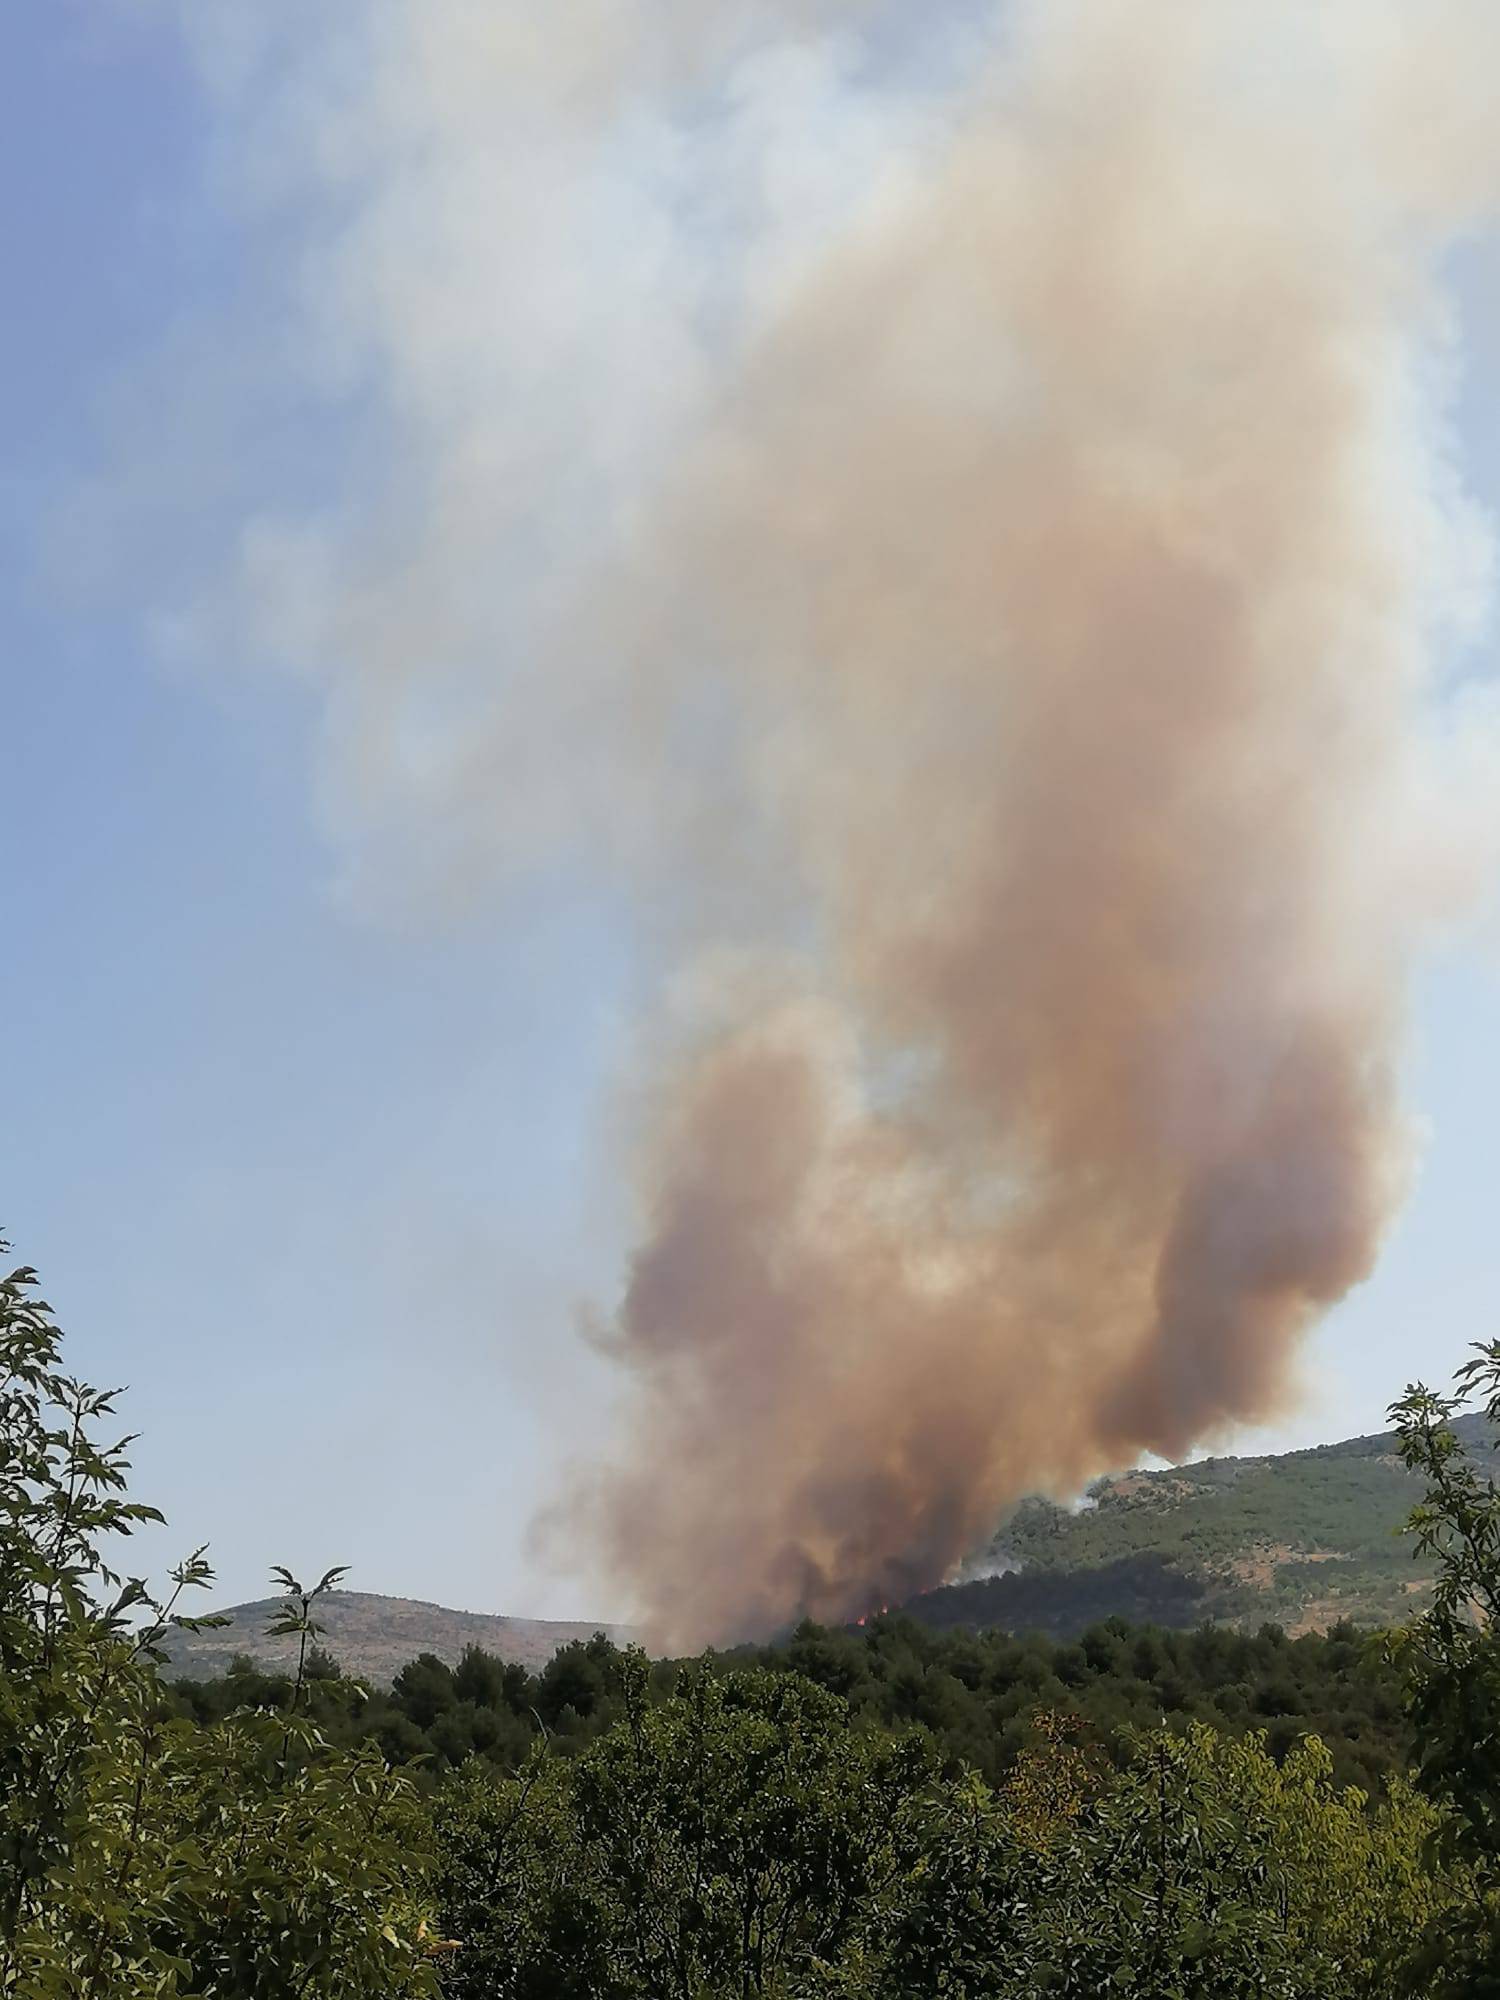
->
[558,1,1499,1646]
[172,0,1500,1645]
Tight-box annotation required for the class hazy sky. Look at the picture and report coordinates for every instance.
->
[8,2,1500,1619]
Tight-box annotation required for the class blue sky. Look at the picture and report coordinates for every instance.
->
[8,2,1500,1618]
[7,3,634,1615]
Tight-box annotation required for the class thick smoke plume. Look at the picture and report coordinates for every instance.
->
[167,0,1500,1645]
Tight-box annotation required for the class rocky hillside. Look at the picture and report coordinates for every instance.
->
[902,1414,1495,1641]
[161,1591,635,1684]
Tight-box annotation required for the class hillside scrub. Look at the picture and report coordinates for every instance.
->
[956,1436,1458,1634]
[424,1681,1449,1999]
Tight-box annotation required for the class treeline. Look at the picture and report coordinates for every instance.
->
[168,1606,1411,1797]
[423,1662,1450,2000]
[7,1238,1500,1996]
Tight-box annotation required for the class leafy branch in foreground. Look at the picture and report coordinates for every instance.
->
[1390,1343,1500,1993]
[0,1243,438,1996]
[269,1561,353,1743]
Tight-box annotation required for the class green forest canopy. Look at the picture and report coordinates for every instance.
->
[8,1237,1500,1997]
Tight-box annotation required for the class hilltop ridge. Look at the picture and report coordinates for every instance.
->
[165,1415,1493,1677]
[162,1591,636,1684]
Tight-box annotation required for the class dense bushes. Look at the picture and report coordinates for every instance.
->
[8,1233,1500,1995]
[420,1686,1451,1998]
[432,1663,930,2000]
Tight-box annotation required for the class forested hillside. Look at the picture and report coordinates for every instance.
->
[911,1417,1494,1639]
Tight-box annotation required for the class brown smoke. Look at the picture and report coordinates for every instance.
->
[162,0,1500,1646]
[553,0,1500,1647]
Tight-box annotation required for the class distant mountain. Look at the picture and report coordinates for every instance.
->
[161,1591,636,1685]
[900,1413,1496,1642]
[162,1418,1493,1679]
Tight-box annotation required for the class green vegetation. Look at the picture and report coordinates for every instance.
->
[170,1610,1413,1800]
[0,1250,437,1995]
[1386,1350,1500,1994]
[8,1231,1500,1994]
[423,1672,1446,2000]
[937,1421,1483,1637]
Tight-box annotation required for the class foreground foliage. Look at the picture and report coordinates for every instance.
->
[428,1680,1448,1998]
[0,1252,436,1996]
[7,1233,1500,1995]
[1389,1343,1500,1996]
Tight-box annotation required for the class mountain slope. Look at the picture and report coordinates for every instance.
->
[904,1414,1495,1641]
[161,1592,635,1684]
